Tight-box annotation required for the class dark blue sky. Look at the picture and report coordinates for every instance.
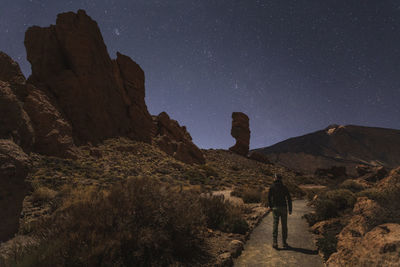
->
[1,0,400,149]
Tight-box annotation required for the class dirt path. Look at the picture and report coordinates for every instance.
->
[234,200,324,267]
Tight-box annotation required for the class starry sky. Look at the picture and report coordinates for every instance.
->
[1,0,400,149]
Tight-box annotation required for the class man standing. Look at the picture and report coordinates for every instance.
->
[268,174,292,249]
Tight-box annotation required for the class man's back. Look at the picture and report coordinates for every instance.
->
[268,180,292,211]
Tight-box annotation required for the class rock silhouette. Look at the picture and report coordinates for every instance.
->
[229,112,250,156]
[24,10,154,145]
[21,9,202,163]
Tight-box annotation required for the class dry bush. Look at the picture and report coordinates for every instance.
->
[231,186,265,203]
[31,186,57,204]
[11,177,206,267]
[314,189,356,221]
[200,194,249,234]
[339,179,365,193]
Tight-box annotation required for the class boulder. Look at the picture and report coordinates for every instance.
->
[153,112,205,164]
[24,10,153,145]
[229,112,250,156]
[0,140,30,242]
[0,81,34,151]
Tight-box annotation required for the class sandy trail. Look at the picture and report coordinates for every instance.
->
[234,200,324,267]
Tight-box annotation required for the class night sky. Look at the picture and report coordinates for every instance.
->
[1,1,400,149]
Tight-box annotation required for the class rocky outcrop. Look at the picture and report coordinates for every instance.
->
[0,81,34,152]
[0,52,27,100]
[254,125,400,175]
[327,197,393,266]
[229,112,250,156]
[153,112,205,164]
[0,140,30,242]
[326,169,400,266]
[24,87,77,158]
[24,10,154,145]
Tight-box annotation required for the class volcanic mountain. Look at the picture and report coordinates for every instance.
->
[254,124,400,175]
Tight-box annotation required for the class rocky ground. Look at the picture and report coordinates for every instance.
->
[306,166,400,266]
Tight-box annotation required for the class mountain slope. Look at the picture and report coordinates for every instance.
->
[254,125,400,175]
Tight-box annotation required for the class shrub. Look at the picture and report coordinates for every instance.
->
[31,186,57,204]
[199,165,219,178]
[231,187,264,203]
[12,177,206,266]
[316,232,338,261]
[314,189,356,221]
[340,179,365,193]
[183,168,207,185]
[200,194,249,234]
[356,188,387,204]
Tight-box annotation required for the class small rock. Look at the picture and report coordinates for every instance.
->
[229,240,244,258]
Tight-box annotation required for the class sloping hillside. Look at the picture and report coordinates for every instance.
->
[254,124,400,175]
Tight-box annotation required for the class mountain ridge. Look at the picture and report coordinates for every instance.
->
[253,124,400,175]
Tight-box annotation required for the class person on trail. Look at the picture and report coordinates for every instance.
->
[267,173,292,249]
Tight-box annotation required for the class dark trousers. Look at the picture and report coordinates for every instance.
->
[272,206,288,243]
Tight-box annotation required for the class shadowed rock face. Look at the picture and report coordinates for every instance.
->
[0,81,34,152]
[0,140,30,242]
[0,52,34,152]
[24,9,154,145]
[153,112,205,164]
[254,125,400,175]
[229,112,250,156]
[24,86,77,158]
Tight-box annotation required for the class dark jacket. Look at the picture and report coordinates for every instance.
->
[268,180,292,212]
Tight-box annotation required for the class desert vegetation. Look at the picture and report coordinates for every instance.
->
[4,177,254,266]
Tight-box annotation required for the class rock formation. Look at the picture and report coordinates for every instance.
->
[0,140,30,242]
[229,112,250,156]
[326,168,400,266]
[0,50,76,158]
[0,81,34,152]
[153,112,205,164]
[24,87,77,158]
[0,52,34,152]
[24,10,154,145]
